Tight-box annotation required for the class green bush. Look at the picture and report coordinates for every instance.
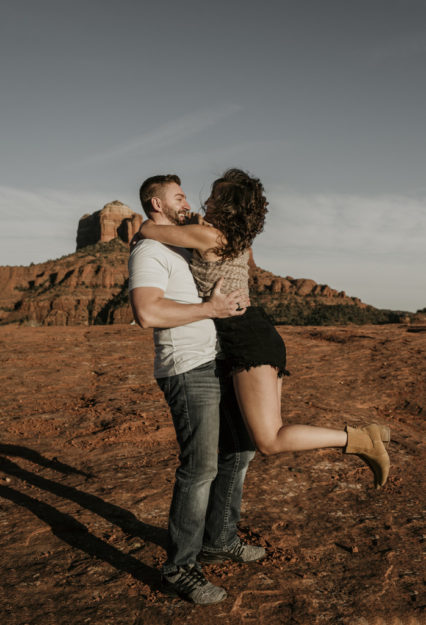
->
[249,293,408,326]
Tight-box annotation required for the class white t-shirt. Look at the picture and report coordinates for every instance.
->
[128,239,217,378]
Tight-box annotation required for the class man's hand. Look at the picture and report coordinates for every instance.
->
[206,277,250,318]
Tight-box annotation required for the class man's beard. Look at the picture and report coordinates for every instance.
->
[163,206,186,225]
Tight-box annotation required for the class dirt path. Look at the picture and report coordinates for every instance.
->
[0,325,424,625]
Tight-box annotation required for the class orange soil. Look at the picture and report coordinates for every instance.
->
[0,324,424,625]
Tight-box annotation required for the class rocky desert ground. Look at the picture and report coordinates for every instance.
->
[0,324,424,625]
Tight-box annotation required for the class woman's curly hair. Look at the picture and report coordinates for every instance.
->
[206,168,268,260]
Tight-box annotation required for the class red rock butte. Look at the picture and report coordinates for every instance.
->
[0,202,417,327]
[76,201,143,249]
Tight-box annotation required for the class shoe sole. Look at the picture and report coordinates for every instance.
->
[161,583,227,605]
[198,552,266,564]
[198,554,235,563]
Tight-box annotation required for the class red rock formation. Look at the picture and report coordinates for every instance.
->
[0,237,371,326]
[247,256,363,306]
[0,202,402,327]
[76,201,143,249]
[0,239,132,326]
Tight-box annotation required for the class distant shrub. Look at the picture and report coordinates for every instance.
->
[249,293,409,326]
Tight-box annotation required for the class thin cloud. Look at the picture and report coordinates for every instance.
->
[263,190,426,258]
[0,185,110,265]
[0,185,106,220]
[252,190,426,310]
[76,103,242,167]
[2,184,424,311]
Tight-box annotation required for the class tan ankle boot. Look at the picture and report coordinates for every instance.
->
[344,423,390,489]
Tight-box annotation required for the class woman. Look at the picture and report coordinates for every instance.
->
[140,168,390,489]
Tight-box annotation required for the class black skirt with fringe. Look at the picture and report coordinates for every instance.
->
[214,306,290,378]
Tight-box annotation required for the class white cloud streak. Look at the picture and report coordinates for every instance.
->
[0,185,109,265]
[75,103,242,166]
[263,190,426,258]
[1,184,425,310]
[0,185,106,220]
[253,189,426,310]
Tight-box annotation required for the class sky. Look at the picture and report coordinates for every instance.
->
[1,0,425,312]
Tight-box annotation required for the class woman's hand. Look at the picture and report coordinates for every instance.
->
[140,219,156,237]
[129,219,154,250]
[185,212,214,227]
[129,231,143,250]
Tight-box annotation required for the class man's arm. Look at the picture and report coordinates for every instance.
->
[130,278,249,329]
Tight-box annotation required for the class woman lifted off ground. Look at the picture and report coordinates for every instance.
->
[140,168,390,489]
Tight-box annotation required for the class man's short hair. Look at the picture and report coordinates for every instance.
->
[139,174,181,216]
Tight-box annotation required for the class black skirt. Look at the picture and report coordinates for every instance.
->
[214,306,290,377]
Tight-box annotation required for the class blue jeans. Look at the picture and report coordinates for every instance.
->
[156,360,255,573]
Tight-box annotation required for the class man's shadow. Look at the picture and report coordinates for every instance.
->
[0,444,168,590]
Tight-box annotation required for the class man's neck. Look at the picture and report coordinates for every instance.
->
[150,214,173,226]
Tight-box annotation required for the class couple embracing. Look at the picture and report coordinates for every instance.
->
[128,169,390,605]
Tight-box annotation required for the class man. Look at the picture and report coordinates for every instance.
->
[128,174,264,605]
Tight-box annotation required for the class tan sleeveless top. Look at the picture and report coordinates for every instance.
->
[190,249,250,297]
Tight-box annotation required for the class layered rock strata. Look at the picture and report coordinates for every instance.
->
[76,201,142,249]
[0,241,371,326]
[0,240,131,326]
[0,203,409,327]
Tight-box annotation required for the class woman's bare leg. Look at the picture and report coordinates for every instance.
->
[233,365,347,455]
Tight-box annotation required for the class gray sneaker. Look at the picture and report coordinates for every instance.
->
[161,563,227,605]
[198,539,266,563]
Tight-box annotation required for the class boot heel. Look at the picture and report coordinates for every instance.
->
[378,425,391,447]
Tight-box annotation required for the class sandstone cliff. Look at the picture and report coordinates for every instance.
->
[76,201,142,249]
[0,203,412,327]
[0,240,131,326]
